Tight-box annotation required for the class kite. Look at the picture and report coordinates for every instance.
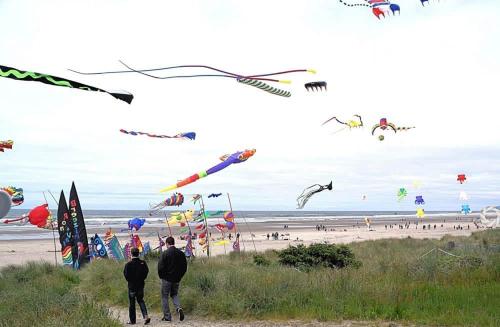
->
[304,81,327,92]
[416,208,425,218]
[0,65,133,104]
[150,193,185,214]
[364,217,372,230]
[1,186,24,206]
[213,239,230,246]
[412,180,422,189]
[232,235,240,252]
[338,0,400,19]
[415,195,425,205]
[104,229,125,260]
[296,181,333,209]
[0,140,13,153]
[322,115,363,129]
[461,204,471,215]
[70,62,317,98]
[459,191,469,201]
[160,149,256,192]
[372,118,415,141]
[362,195,367,201]
[128,217,146,231]
[420,0,429,6]
[166,210,195,226]
[208,193,222,198]
[0,191,11,219]
[91,234,108,259]
[457,174,466,184]
[397,188,408,202]
[477,206,500,229]
[3,204,53,229]
[119,129,196,140]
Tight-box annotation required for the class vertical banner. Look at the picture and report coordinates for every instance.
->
[57,191,74,267]
[69,182,90,269]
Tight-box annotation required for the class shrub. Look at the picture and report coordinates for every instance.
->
[253,254,270,266]
[277,243,361,270]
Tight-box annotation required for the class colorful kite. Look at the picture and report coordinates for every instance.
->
[297,181,333,209]
[0,191,11,219]
[0,140,13,153]
[119,129,196,140]
[3,204,53,229]
[338,0,400,19]
[415,195,425,205]
[128,217,146,231]
[160,149,256,192]
[104,229,125,260]
[322,115,363,129]
[457,174,466,184]
[461,204,471,215]
[1,186,24,206]
[208,193,222,198]
[372,118,415,141]
[70,62,316,98]
[0,65,133,104]
[397,188,408,202]
[91,234,108,259]
[305,81,327,92]
[416,208,425,218]
[150,193,185,214]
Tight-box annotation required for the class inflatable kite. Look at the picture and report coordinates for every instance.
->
[297,181,333,209]
[128,217,146,231]
[322,115,363,129]
[477,206,500,228]
[208,193,222,198]
[415,195,425,205]
[119,129,196,140]
[372,118,415,141]
[3,204,52,229]
[0,140,13,153]
[0,65,133,104]
[305,81,327,92]
[461,204,471,215]
[397,188,408,202]
[166,210,195,226]
[2,186,24,206]
[416,208,425,218]
[457,174,466,184]
[160,149,256,192]
[70,62,316,98]
[338,0,400,19]
[150,193,185,214]
[459,191,469,201]
[0,190,11,219]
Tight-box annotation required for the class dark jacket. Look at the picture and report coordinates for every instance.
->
[158,246,187,282]
[123,257,149,290]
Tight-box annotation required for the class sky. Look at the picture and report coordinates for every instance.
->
[1,0,499,211]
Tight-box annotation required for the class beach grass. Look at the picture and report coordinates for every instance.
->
[0,261,120,327]
[77,229,500,326]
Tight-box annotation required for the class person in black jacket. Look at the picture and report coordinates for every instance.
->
[158,236,187,321]
[123,247,151,325]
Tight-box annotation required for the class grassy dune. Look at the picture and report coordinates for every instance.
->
[1,230,498,326]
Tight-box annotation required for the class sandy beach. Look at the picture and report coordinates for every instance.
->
[0,214,478,268]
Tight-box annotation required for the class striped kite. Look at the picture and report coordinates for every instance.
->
[338,0,400,19]
[150,193,185,214]
[120,129,196,140]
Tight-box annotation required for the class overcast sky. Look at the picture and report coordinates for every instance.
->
[1,0,499,211]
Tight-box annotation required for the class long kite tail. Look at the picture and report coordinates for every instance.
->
[354,114,363,127]
[120,129,196,140]
[0,65,133,104]
[237,78,291,97]
[338,0,371,8]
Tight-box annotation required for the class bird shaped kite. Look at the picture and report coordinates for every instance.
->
[461,204,471,215]
[415,195,425,205]
[160,149,256,192]
[297,181,333,209]
[397,188,408,202]
[416,208,425,218]
[457,174,466,184]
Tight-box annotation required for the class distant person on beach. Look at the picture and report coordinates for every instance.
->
[123,247,151,325]
[158,236,187,322]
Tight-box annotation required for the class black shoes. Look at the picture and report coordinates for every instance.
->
[177,308,185,321]
[144,317,151,325]
[126,322,135,325]
[161,316,172,322]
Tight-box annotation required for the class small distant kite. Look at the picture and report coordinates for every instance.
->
[362,195,367,201]
[3,204,53,229]
[160,149,256,192]
[416,208,425,218]
[0,140,13,153]
[128,217,146,231]
[415,195,425,205]
[70,62,317,98]
[364,217,372,230]
[208,193,222,198]
[372,118,415,141]
[322,115,363,129]
[459,191,469,201]
[297,181,333,209]
[0,65,133,104]
[150,193,185,215]
[120,129,196,141]
[305,81,327,92]
[338,0,400,19]
[397,188,408,202]
[457,174,466,184]
[461,204,471,215]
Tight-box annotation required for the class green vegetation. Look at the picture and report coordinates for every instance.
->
[2,230,499,326]
[0,262,119,327]
[277,243,361,270]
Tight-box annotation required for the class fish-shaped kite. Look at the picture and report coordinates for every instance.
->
[120,129,196,140]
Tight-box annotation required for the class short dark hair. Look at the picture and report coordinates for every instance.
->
[131,247,140,257]
[165,236,175,246]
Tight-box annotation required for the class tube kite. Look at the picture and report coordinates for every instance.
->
[150,193,185,215]
[296,181,333,209]
[0,65,133,104]
[237,78,291,97]
[0,140,13,153]
[160,149,256,192]
[120,129,196,140]
[338,0,400,19]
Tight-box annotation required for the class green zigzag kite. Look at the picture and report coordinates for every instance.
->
[237,78,291,97]
[0,65,133,104]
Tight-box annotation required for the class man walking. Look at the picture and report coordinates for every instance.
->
[123,247,151,325]
[158,236,187,322]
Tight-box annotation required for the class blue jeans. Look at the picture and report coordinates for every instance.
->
[128,288,148,323]
[161,280,181,319]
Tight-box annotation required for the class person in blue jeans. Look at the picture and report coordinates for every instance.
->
[123,247,151,325]
[158,236,187,321]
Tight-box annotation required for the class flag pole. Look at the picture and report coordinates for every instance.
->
[227,193,256,252]
[199,195,210,257]
[226,193,245,252]
[43,191,58,266]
